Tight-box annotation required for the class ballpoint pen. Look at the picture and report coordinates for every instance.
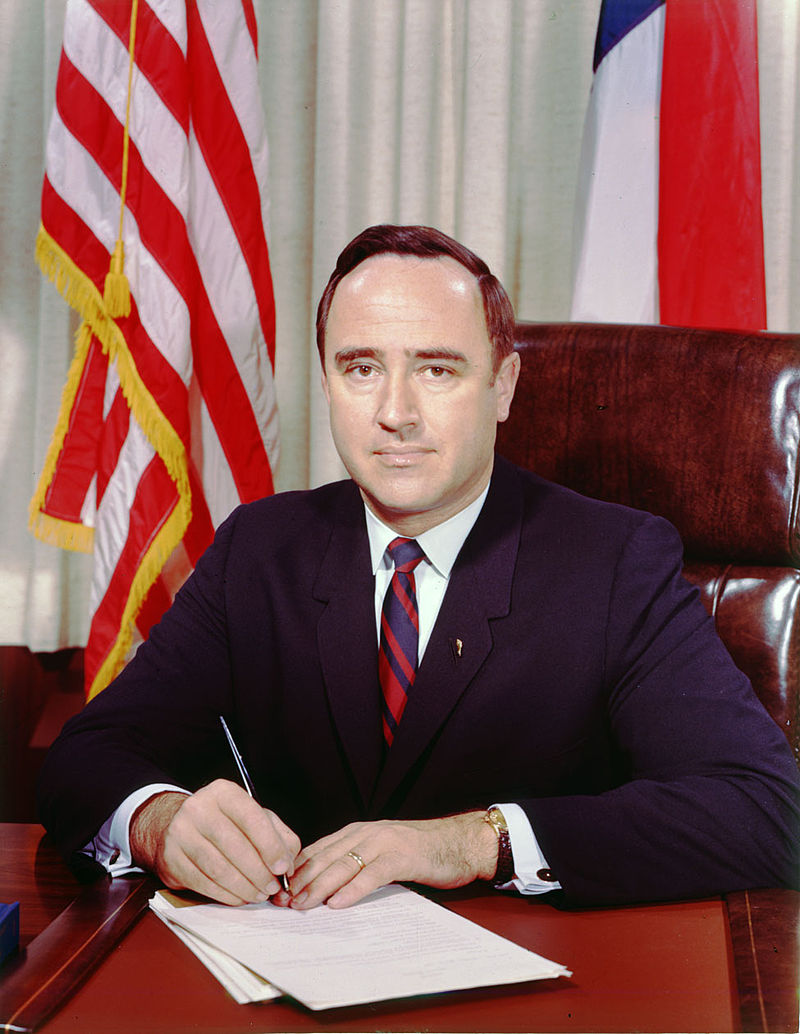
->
[219,714,290,893]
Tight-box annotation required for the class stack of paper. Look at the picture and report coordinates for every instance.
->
[150,884,570,1010]
[151,893,281,1004]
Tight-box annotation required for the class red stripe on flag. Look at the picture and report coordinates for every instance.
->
[41,334,107,522]
[135,464,216,634]
[135,572,174,640]
[96,388,131,508]
[188,3,277,364]
[658,0,766,330]
[85,0,190,134]
[55,54,192,301]
[86,456,178,687]
[242,0,259,55]
[183,460,215,565]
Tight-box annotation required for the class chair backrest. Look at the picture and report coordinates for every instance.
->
[497,321,800,764]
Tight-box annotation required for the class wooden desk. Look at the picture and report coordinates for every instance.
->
[1,824,797,1033]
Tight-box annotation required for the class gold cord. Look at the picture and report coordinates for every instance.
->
[104,0,139,317]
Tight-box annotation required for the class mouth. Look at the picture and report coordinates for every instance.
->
[373,448,434,467]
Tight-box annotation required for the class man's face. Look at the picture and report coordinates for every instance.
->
[322,253,520,535]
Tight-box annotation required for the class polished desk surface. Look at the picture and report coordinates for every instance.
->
[1,823,797,1033]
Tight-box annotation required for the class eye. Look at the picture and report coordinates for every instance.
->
[422,364,454,379]
[345,363,377,378]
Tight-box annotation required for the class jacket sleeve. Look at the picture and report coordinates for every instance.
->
[36,507,243,863]
[521,514,800,905]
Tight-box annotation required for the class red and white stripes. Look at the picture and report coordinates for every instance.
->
[33,0,278,699]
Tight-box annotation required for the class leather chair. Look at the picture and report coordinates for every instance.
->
[497,322,800,766]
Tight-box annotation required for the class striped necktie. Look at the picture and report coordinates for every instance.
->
[379,537,426,745]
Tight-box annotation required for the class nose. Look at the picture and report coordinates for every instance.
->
[376,371,419,433]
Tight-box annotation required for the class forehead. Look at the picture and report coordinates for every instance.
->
[328,253,486,335]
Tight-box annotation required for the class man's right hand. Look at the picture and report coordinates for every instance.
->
[129,779,301,905]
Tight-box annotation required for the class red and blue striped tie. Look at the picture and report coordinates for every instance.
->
[379,537,426,745]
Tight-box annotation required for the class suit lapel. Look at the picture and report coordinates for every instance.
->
[371,458,524,814]
[313,484,384,811]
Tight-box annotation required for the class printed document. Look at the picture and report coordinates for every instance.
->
[150,884,570,1010]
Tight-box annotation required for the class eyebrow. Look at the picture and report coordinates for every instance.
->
[415,348,468,364]
[332,347,469,366]
[332,347,379,366]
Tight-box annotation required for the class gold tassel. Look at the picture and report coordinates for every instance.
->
[104,239,131,317]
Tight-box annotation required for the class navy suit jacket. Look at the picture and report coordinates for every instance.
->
[38,456,800,904]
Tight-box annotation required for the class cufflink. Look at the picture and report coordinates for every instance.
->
[536,868,557,883]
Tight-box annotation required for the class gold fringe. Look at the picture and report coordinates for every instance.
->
[30,509,95,554]
[34,224,192,697]
[103,240,131,317]
[87,498,185,701]
[34,226,191,503]
[35,232,102,328]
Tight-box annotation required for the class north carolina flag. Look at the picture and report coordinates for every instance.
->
[571,0,766,330]
[32,0,279,700]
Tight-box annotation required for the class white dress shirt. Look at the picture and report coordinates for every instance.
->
[87,483,560,893]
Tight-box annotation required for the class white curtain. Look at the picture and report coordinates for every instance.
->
[1,0,798,650]
[261,0,600,486]
[0,2,93,649]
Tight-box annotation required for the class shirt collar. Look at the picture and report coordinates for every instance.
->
[365,484,490,578]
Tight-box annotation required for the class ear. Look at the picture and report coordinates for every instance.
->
[495,350,520,423]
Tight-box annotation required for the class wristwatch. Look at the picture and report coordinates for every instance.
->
[483,806,515,885]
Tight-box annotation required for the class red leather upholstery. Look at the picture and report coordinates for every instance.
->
[498,322,800,763]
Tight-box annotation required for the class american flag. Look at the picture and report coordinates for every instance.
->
[31,0,279,700]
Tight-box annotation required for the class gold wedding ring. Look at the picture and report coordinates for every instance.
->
[346,850,366,871]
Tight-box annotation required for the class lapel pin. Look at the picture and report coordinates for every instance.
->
[455,638,463,657]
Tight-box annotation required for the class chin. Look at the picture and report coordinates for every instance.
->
[363,484,433,518]
[366,470,425,498]
[373,494,432,517]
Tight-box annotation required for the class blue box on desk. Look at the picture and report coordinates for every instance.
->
[0,902,20,965]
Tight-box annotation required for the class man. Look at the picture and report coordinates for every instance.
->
[38,225,799,911]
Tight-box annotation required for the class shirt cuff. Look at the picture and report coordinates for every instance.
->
[82,783,190,876]
[493,801,562,895]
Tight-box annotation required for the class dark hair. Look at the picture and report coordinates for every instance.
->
[315,224,515,373]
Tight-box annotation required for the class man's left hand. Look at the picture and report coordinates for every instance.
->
[274,812,499,910]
